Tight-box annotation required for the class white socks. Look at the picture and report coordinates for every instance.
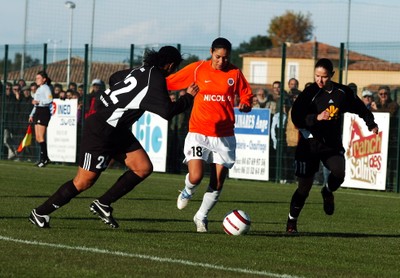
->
[184,173,198,195]
[196,188,221,220]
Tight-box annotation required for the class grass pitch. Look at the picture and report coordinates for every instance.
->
[0,161,399,277]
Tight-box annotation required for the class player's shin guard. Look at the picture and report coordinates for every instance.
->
[98,170,144,205]
[289,189,308,219]
[195,187,221,220]
[36,180,80,215]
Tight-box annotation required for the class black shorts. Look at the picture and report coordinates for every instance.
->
[34,107,51,126]
[294,138,344,178]
[78,115,142,173]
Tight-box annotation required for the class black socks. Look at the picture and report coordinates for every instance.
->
[36,180,79,215]
[98,171,144,205]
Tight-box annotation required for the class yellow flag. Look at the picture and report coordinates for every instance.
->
[17,125,32,153]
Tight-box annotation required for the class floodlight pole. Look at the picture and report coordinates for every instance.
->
[65,1,76,86]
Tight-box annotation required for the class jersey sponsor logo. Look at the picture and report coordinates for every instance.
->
[227,78,235,86]
[205,80,212,83]
[203,94,232,102]
[326,105,339,120]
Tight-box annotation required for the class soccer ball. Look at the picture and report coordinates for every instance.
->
[222,209,251,236]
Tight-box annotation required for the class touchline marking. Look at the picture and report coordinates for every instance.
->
[0,235,301,278]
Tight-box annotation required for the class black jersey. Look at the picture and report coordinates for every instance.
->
[291,82,377,148]
[93,66,194,130]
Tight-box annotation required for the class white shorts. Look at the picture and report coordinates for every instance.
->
[183,132,236,169]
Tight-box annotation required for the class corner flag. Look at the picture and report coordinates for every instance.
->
[17,125,33,153]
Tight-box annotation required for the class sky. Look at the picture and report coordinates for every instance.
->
[1,0,400,61]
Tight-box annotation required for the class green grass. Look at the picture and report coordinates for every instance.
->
[0,160,399,277]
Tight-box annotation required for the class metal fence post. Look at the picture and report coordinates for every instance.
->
[82,44,89,130]
[396,108,400,193]
[0,45,9,159]
[276,42,286,183]
[339,43,345,84]
[130,44,134,68]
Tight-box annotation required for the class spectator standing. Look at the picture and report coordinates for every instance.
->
[77,84,84,99]
[252,95,260,108]
[30,82,38,98]
[12,84,25,152]
[85,79,105,119]
[361,90,374,110]
[17,79,26,89]
[348,82,358,95]
[254,88,268,108]
[285,90,301,183]
[68,82,78,93]
[29,71,53,167]
[268,81,290,182]
[18,86,34,160]
[371,85,399,189]
[371,85,399,115]
[2,82,17,159]
[288,78,299,91]
[52,83,63,99]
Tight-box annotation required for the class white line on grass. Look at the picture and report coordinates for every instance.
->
[0,235,301,278]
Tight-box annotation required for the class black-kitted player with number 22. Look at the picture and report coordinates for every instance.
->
[29,46,199,229]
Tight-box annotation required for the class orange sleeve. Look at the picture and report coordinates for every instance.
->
[166,61,203,90]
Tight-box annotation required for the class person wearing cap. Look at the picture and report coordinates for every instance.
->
[361,89,374,110]
[85,79,105,119]
[29,46,199,229]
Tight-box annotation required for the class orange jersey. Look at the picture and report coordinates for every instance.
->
[167,60,253,137]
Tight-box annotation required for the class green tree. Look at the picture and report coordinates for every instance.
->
[232,35,272,68]
[0,53,40,75]
[268,10,314,47]
[13,53,40,71]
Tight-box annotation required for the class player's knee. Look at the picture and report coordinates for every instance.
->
[73,177,95,192]
[135,164,153,179]
[188,173,203,185]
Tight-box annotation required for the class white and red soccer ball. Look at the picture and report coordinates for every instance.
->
[222,209,251,235]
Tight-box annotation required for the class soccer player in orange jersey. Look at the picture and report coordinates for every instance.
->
[166,37,253,232]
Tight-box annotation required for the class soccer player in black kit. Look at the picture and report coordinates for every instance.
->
[286,58,379,234]
[29,46,199,228]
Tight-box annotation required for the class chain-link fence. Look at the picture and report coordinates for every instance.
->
[1,42,399,192]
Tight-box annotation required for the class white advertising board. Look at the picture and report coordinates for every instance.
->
[229,108,271,181]
[47,99,78,163]
[342,112,390,190]
[132,112,168,172]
